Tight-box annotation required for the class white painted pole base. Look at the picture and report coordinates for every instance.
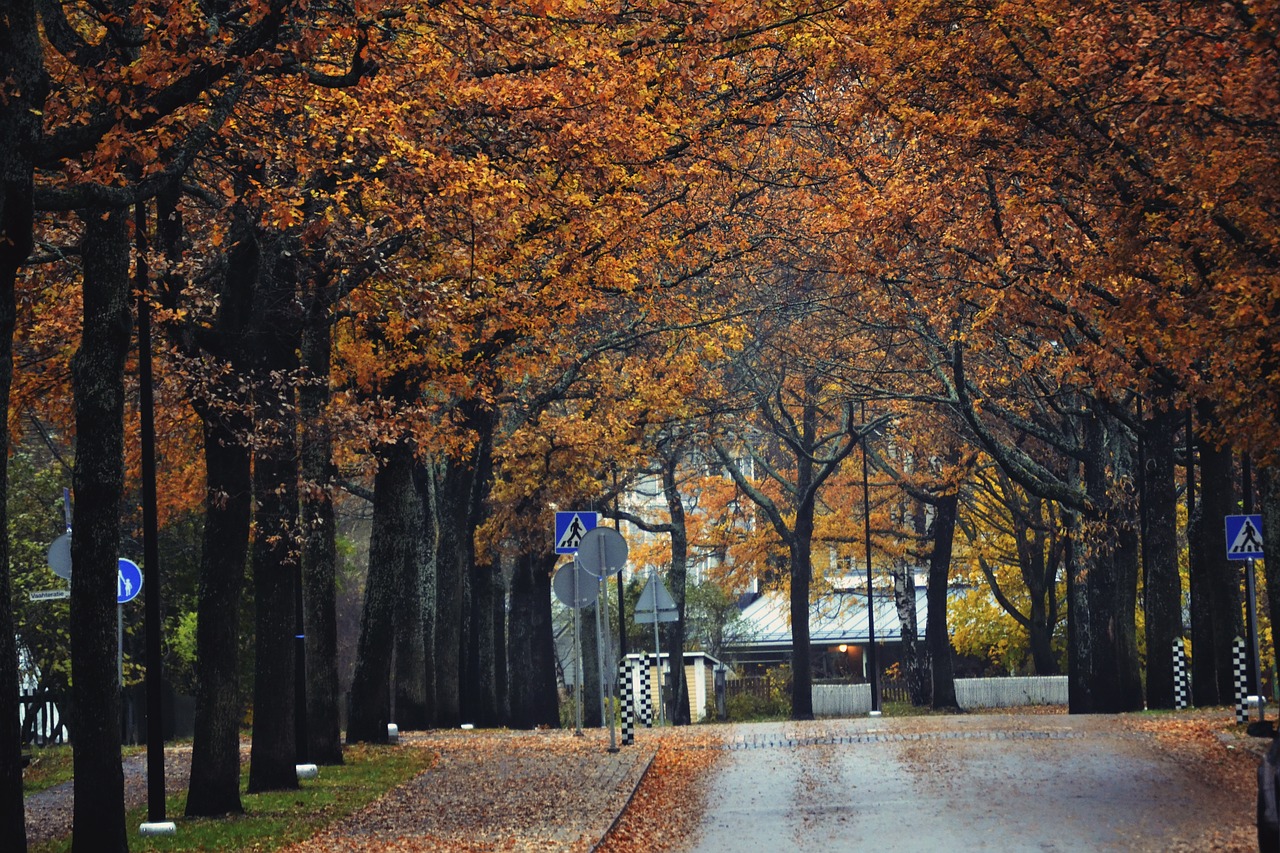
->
[868,710,882,717]
[139,821,177,836]
[387,723,400,743]
[295,763,319,780]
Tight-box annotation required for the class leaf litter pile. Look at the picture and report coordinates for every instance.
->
[598,729,725,853]
[1121,712,1264,852]
[282,728,657,852]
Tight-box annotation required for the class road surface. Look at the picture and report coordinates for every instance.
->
[684,714,1251,852]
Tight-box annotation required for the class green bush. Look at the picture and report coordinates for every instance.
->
[724,665,792,720]
[725,690,790,721]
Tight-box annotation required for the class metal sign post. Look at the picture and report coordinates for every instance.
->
[633,570,678,725]
[576,527,628,753]
[553,561,598,737]
[1226,514,1266,723]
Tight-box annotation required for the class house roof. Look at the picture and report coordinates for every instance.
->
[723,586,930,650]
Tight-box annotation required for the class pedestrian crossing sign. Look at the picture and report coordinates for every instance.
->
[1225,514,1265,560]
[555,511,599,554]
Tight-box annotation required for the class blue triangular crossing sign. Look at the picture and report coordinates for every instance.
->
[1226,514,1265,560]
[555,511,598,554]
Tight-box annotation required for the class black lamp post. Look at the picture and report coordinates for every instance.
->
[861,403,880,714]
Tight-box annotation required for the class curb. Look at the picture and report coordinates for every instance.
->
[590,743,660,851]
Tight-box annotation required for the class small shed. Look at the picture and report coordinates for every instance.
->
[624,651,723,721]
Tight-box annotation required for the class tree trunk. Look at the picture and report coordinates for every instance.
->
[789,405,818,722]
[184,415,251,816]
[393,455,429,731]
[927,491,960,711]
[1072,410,1144,713]
[417,466,438,728]
[892,565,929,705]
[1199,430,1242,703]
[507,549,560,729]
[789,503,815,721]
[246,238,301,793]
[1187,414,1217,706]
[494,566,509,724]
[662,456,692,725]
[462,413,496,725]
[468,560,502,727]
[1141,403,1183,709]
[299,292,343,764]
[69,207,130,852]
[348,444,417,743]
[431,457,471,728]
[902,498,931,704]
[0,8,44,842]
[1026,597,1059,676]
[184,207,257,814]
[1260,465,1280,687]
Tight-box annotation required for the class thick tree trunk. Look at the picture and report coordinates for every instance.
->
[468,560,502,727]
[299,296,343,764]
[927,492,960,710]
[1072,411,1144,713]
[0,8,44,845]
[902,499,931,704]
[507,549,560,729]
[417,468,438,727]
[662,456,692,725]
[184,206,257,814]
[494,568,508,724]
[1187,418,1217,706]
[789,504,815,721]
[185,208,256,813]
[1026,597,1059,677]
[462,414,496,726]
[247,240,301,793]
[185,416,251,816]
[393,453,429,731]
[789,409,818,722]
[1198,430,1242,703]
[69,208,130,852]
[1142,403,1184,709]
[348,444,417,743]
[0,268,22,846]
[431,457,472,727]
[1261,466,1280,687]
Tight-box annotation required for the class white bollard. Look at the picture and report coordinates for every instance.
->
[387,723,400,743]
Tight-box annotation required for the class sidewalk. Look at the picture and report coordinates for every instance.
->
[24,743,196,846]
[287,728,658,852]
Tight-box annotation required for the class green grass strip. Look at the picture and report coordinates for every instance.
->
[32,743,430,853]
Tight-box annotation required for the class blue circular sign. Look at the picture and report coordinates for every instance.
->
[117,558,143,604]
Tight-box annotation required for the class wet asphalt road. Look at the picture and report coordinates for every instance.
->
[684,714,1250,852]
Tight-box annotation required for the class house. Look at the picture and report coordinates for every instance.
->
[721,578,930,680]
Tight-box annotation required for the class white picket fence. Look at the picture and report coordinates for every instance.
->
[813,676,1068,717]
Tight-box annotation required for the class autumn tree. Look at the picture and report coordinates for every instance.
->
[0,2,47,843]
[958,464,1066,676]
[708,295,865,719]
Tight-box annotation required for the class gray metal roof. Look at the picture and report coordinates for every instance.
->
[724,587,930,649]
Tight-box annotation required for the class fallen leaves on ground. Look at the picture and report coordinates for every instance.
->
[281,728,654,852]
[597,729,725,853]
[1121,711,1261,852]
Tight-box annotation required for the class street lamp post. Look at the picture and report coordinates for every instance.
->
[861,403,880,716]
